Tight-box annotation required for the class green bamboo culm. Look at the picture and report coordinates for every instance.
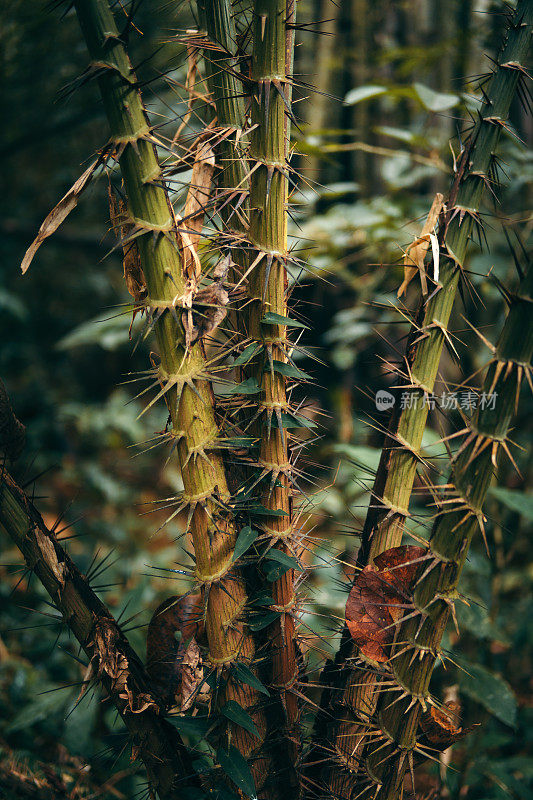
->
[247,0,301,790]
[363,260,533,800]
[362,0,533,565]
[313,3,533,795]
[73,0,267,780]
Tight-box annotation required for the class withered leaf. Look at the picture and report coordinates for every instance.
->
[146,593,205,709]
[345,545,427,662]
[108,187,147,309]
[178,136,215,282]
[398,193,444,298]
[419,701,473,750]
[21,158,102,274]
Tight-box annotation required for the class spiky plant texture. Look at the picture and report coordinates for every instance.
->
[0,468,198,800]
[312,3,533,796]
[361,258,533,800]
[246,1,302,788]
[72,0,268,784]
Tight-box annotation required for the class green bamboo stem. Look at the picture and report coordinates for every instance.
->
[199,0,249,227]
[246,0,300,786]
[363,260,533,800]
[315,4,533,795]
[362,0,532,564]
[73,0,265,776]
[0,469,198,799]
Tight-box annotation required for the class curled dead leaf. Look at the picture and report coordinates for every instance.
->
[398,193,444,298]
[419,701,475,750]
[108,187,147,336]
[21,156,105,274]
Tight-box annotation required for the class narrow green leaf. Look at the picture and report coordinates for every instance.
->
[248,611,280,631]
[234,342,262,366]
[226,378,261,395]
[169,716,210,738]
[221,700,261,739]
[249,504,288,517]
[270,412,316,429]
[233,662,270,696]
[265,549,302,570]
[232,526,259,562]
[261,312,308,329]
[217,745,256,798]
[268,360,311,380]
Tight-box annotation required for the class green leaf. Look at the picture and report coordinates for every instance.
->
[232,662,270,696]
[248,611,280,631]
[490,487,533,522]
[270,412,316,429]
[232,526,259,562]
[216,437,256,449]
[344,85,387,105]
[413,82,459,112]
[6,687,67,733]
[234,342,261,366]
[459,661,517,727]
[169,715,210,738]
[221,700,261,739]
[217,745,256,798]
[269,360,311,380]
[226,378,261,395]
[249,504,289,517]
[264,549,302,582]
[265,549,302,570]
[261,312,308,329]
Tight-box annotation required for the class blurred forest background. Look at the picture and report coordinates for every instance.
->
[0,1,531,798]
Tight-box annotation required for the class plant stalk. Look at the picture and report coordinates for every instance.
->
[363,259,533,799]
[73,0,265,779]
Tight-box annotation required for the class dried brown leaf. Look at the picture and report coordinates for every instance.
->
[21,159,101,274]
[398,193,444,297]
[345,546,427,661]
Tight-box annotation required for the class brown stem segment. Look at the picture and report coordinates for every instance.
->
[0,468,198,800]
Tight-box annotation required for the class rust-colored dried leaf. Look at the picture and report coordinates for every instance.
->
[420,701,470,750]
[178,137,215,282]
[21,160,101,274]
[345,546,427,661]
[179,638,205,712]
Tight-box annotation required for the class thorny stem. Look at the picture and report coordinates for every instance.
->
[363,261,533,800]
[311,2,533,796]
[0,468,198,800]
[246,0,301,791]
[73,0,266,781]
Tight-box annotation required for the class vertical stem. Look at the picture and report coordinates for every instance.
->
[312,2,533,795]
[73,0,265,780]
[247,0,300,788]
[365,261,533,799]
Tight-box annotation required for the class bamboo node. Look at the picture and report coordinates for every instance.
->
[195,557,234,586]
